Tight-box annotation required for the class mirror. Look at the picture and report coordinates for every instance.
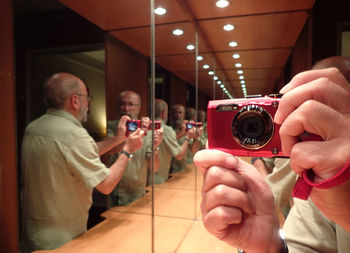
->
[16,0,316,252]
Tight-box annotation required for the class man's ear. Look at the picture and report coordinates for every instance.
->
[71,94,80,109]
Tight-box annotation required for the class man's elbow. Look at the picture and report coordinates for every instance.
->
[95,184,113,195]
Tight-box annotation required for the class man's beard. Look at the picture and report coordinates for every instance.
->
[120,112,132,118]
[78,106,88,123]
[173,118,182,128]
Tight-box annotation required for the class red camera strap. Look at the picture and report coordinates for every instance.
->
[292,160,350,200]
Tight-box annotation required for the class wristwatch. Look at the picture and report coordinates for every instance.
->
[120,150,133,160]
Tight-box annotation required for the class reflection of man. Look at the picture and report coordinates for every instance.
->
[107,90,163,206]
[170,104,201,173]
[21,73,143,251]
[150,99,195,184]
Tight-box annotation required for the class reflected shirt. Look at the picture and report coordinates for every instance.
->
[21,109,110,251]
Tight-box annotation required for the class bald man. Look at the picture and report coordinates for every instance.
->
[21,73,144,251]
[107,90,163,206]
[171,104,202,173]
[149,99,195,184]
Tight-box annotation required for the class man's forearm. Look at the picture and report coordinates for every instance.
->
[96,135,125,155]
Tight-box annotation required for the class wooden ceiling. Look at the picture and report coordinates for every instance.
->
[59,0,315,98]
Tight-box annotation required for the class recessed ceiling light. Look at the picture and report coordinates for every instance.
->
[220,84,224,88]
[203,64,210,69]
[217,80,222,84]
[241,80,245,84]
[229,41,238,47]
[241,84,246,88]
[154,7,167,15]
[208,71,214,75]
[216,0,230,8]
[186,44,195,50]
[237,70,243,74]
[223,24,235,31]
[239,75,244,80]
[172,28,183,36]
[214,76,219,80]
[235,63,242,68]
[197,56,203,61]
[232,53,240,59]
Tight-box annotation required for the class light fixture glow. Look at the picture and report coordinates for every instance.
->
[235,63,242,68]
[232,53,240,59]
[237,70,243,74]
[216,0,230,8]
[172,28,183,36]
[240,80,245,84]
[217,80,222,85]
[186,44,195,50]
[229,41,238,47]
[208,71,214,75]
[154,7,167,15]
[197,56,203,61]
[202,64,210,69]
[239,75,244,80]
[214,76,219,80]
[220,84,224,88]
[223,24,235,31]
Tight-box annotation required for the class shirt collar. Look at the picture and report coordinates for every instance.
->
[46,108,82,127]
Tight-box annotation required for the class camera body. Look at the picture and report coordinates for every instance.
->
[207,95,284,157]
[126,120,161,136]
[186,122,203,131]
[207,95,321,157]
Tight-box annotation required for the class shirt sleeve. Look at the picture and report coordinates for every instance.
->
[283,198,338,253]
[62,127,110,189]
[163,126,181,156]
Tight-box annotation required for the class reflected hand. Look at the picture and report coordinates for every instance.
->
[140,117,150,132]
[123,128,144,154]
[116,115,130,143]
[194,149,280,252]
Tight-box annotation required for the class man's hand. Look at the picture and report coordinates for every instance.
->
[194,149,280,252]
[123,128,144,154]
[154,128,164,148]
[116,115,130,143]
[275,67,350,231]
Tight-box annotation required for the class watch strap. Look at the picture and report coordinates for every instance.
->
[120,150,133,159]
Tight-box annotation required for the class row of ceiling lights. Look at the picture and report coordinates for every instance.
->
[153,1,238,99]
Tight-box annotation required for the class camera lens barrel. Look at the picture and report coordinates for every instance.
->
[232,105,274,149]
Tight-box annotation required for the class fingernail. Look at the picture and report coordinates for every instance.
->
[279,83,290,94]
[225,156,238,168]
[274,111,281,124]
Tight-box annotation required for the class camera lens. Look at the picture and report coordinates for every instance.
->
[186,123,193,129]
[232,105,274,149]
[128,122,138,131]
[240,116,265,139]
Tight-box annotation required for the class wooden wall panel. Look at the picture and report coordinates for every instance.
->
[0,0,18,252]
[105,33,149,120]
[169,75,187,108]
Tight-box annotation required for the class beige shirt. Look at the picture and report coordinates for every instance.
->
[171,132,195,173]
[284,198,350,253]
[21,109,110,251]
[149,119,181,184]
[107,119,150,206]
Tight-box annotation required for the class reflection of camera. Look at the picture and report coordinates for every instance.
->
[207,95,320,157]
[126,120,161,136]
[186,122,203,131]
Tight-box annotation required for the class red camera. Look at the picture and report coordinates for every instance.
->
[126,120,161,136]
[207,95,321,157]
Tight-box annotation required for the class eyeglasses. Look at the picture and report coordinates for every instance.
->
[75,93,93,101]
[117,102,140,107]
